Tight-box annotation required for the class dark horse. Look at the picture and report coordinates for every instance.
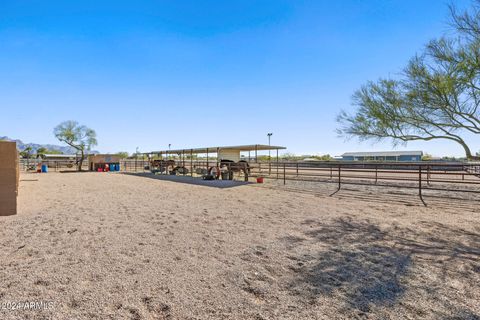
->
[151,159,189,175]
[150,159,176,173]
[219,159,250,181]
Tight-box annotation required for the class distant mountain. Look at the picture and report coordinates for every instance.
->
[0,136,99,154]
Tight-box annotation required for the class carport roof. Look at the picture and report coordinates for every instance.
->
[148,144,286,155]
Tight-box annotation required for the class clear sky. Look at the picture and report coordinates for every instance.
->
[1,0,477,157]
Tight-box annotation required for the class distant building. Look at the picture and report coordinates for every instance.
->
[88,154,121,171]
[39,154,78,161]
[341,151,423,162]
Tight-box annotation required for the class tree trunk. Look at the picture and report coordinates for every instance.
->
[78,149,84,171]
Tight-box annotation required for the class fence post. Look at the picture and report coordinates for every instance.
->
[427,165,431,185]
[375,165,378,184]
[330,164,341,196]
[182,151,185,176]
[419,165,426,206]
[284,163,286,185]
[296,162,299,177]
[338,164,341,190]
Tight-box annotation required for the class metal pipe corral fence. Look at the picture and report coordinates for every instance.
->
[20,158,480,205]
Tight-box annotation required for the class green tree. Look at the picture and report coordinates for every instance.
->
[54,121,97,171]
[337,2,480,159]
[115,151,130,158]
[422,153,433,161]
[20,146,33,159]
[36,147,48,157]
[314,154,333,161]
[280,152,299,160]
[36,147,63,158]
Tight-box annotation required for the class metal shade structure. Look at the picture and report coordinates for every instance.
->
[149,144,286,155]
[145,144,286,178]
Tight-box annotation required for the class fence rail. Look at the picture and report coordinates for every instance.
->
[20,158,480,205]
[248,161,480,205]
[138,159,480,205]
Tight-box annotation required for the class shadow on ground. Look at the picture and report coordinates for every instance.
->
[230,217,480,318]
[289,218,480,316]
[291,219,411,313]
[122,172,252,189]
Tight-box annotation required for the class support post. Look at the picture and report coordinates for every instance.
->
[269,155,271,176]
[283,163,286,185]
[276,149,279,179]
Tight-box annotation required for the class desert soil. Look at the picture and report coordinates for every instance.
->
[0,172,479,320]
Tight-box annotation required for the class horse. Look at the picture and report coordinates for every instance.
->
[150,159,176,173]
[219,159,250,181]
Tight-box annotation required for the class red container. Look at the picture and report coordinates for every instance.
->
[97,168,103,172]
[256,177,264,183]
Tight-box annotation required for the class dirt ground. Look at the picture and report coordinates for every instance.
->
[0,172,479,320]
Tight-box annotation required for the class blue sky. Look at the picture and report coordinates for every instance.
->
[0,0,476,157]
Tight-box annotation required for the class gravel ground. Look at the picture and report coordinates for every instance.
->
[0,172,479,319]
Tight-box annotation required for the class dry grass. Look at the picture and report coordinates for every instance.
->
[0,172,478,319]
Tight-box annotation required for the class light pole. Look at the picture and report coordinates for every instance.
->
[267,133,273,159]
[267,133,273,175]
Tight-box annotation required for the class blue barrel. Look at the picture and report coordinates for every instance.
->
[41,164,48,173]
[115,164,119,171]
